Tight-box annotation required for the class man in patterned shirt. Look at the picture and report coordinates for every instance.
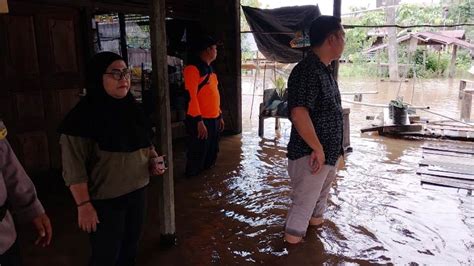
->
[285,16,345,244]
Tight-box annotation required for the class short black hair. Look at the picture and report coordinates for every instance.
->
[190,35,217,54]
[309,15,342,47]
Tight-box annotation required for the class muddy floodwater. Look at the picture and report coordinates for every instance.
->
[21,77,473,265]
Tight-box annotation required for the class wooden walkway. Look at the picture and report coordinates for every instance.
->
[361,110,474,142]
[417,144,474,190]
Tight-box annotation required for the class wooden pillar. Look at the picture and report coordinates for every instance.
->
[437,50,441,76]
[332,0,341,81]
[459,80,467,99]
[460,92,472,121]
[422,50,426,71]
[343,108,351,150]
[449,44,457,78]
[386,4,399,81]
[406,36,417,79]
[0,0,8,13]
[149,0,176,245]
[118,13,128,65]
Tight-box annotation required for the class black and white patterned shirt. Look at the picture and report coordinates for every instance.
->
[287,52,343,166]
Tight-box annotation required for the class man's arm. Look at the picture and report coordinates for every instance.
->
[291,107,325,173]
[291,107,322,151]
[184,66,208,139]
[1,139,52,246]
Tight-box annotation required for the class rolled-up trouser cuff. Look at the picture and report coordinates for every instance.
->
[284,227,306,237]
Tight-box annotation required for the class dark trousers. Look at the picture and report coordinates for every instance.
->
[185,117,220,176]
[0,240,22,266]
[89,187,147,266]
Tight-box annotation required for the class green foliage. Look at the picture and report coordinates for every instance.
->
[338,63,379,78]
[341,1,473,79]
[397,4,445,25]
[240,0,262,61]
[425,52,450,74]
[273,76,286,97]
[342,10,385,60]
[240,0,261,32]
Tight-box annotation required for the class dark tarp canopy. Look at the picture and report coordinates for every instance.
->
[242,5,321,63]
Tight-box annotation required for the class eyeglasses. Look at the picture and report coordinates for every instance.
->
[104,69,132,80]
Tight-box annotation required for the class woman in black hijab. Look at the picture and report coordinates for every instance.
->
[58,52,165,266]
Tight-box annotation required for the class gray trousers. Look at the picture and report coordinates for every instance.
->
[285,155,338,237]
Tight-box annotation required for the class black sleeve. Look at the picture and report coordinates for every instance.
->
[287,66,321,113]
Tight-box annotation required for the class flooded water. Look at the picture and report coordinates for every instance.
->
[164,77,473,265]
[20,77,473,265]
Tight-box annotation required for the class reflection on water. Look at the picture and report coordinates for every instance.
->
[184,77,473,265]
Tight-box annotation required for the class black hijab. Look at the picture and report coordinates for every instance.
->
[58,52,152,152]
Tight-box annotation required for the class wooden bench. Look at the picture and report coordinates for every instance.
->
[258,103,351,151]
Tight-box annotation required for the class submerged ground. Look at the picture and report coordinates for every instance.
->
[18,77,474,265]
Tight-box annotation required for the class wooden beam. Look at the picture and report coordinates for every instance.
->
[118,13,128,65]
[12,0,150,14]
[386,4,399,81]
[460,91,472,121]
[448,44,457,78]
[332,0,341,81]
[149,0,176,245]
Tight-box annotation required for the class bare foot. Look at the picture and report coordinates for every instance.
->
[309,217,324,226]
[284,233,303,244]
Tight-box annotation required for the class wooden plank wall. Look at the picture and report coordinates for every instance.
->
[204,0,242,134]
[0,2,85,172]
[2,0,241,173]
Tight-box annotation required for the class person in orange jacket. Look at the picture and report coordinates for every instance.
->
[184,36,224,177]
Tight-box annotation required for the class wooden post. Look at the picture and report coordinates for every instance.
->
[422,50,426,71]
[459,80,467,99]
[250,51,259,119]
[449,44,457,78]
[149,0,176,246]
[386,4,399,81]
[0,0,8,13]
[343,108,351,150]
[403,36,418,79]
[332,0,341,80]
[118,13,128,65]
[376,50,381,77]
[437,50,441,76]
[460,92,472,121]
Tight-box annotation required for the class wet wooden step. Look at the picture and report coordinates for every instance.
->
[416,167,474,181]
[422,145,474,155]
[422,149,474,158]
[420,175,474,190]
[419,159,474,172]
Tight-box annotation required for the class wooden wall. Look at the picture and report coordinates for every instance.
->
[207,0,242,134]
[0,2,85,172]
[1,0,241,173]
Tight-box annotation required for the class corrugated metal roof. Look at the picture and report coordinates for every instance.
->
[365,30,473,53]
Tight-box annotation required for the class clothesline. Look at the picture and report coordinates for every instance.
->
[241,22,474,34]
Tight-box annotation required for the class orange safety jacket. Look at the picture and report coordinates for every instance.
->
[184,60,221,120]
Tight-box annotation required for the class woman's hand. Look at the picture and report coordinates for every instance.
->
[149,156,166,176]
[77,203,100,233]
[32,213,52,247]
